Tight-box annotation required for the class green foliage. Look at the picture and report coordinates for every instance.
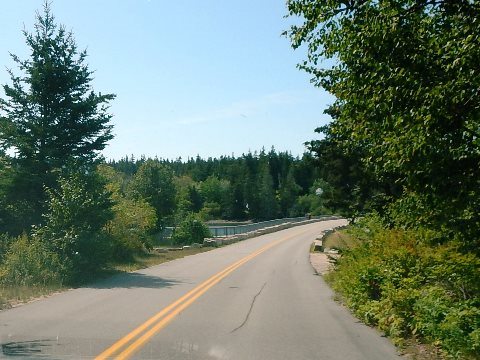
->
[98,164,157,260]
[287,2,480,353]
[0,233,12,262]
[286,0,480,248]
[256,162,279,220]
[199,202,222,221]
[0,3,114,163]
[327,217,480,358]
[306,126,392,220]
[0,156,14,232]
[0,3,115,234]
[34,165,113,283]
[414,286,480,357]
[171,214,211,246]
[198,176,231,219]
[108,197,157,260]
[0,234,63,286]
[291,179,333,216]
[177,184,203,215]
[278,168,301,217]
[109,150,325,222]
[0,155,47,235]
[129,160,176,230]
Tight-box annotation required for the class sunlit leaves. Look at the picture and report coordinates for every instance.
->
[286,0,480,243]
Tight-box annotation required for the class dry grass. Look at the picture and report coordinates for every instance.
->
[0,284,66,310]
[113,247,214,272]
[322,229,358,250]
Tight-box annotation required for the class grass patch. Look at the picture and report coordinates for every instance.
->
[322,229,357,250]
[400,338,446,360]
[112,247,214,272]
[0,284,66,310]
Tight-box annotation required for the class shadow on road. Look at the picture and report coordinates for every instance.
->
[85,272,182,290]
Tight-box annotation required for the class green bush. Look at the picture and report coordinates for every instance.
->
[108,197,157,260]
[326,216,480,358]
[0,234,63,286]
[34,168,113,284]
[414,287,480,357]
[98,164,157,261]
[171,214,211,245]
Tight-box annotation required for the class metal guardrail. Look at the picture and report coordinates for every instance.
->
[161,215,336,239]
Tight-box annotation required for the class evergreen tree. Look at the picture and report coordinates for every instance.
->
[0,2,115,232]
[257,162,279,220]
[278,167,301,217]
[229,180,246,220]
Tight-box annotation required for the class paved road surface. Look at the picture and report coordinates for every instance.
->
[0,220,399,359]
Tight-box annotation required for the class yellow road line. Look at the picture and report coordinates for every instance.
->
[95,242,273,360]
[95,230,306,360]
[115,241,281,360]
[95,255,250,359]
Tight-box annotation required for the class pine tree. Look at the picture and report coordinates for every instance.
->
[279,167,301,217]
[257,161,279,220]
[0,2,115,231]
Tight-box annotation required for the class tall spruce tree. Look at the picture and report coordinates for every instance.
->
[0,3,115,232]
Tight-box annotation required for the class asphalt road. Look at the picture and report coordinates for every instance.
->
[0,220,400,359]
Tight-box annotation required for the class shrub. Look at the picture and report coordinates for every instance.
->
[128,160,176,230]
[98,164,157,261]
[108,197,157,260]
[327,216,480,358]
[171,214,211,245]
[0,234,63,286]
[199,201,222,221]
[0,233,12,262]
[34,167,113,284]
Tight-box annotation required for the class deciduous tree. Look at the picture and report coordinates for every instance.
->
[129,160,176,230]
[286,0,480,244]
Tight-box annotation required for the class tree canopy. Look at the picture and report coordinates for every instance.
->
[286,0,480,247]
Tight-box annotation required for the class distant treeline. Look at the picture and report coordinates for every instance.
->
[106,148,334,225]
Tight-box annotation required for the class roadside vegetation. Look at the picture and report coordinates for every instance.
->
[286,1,480,358]
[324,218,480,359]
[0,246,213,310]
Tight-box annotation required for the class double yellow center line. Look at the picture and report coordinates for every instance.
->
[95,231,304,359]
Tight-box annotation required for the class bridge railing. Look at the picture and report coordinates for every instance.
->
[160,215,338,239]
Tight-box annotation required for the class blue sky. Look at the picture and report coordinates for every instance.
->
[0,1,333,161]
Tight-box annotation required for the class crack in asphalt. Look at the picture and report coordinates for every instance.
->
[230,282,267,333]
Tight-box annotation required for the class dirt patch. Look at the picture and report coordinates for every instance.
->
[309,252,339,275]
[397,338,447,359]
